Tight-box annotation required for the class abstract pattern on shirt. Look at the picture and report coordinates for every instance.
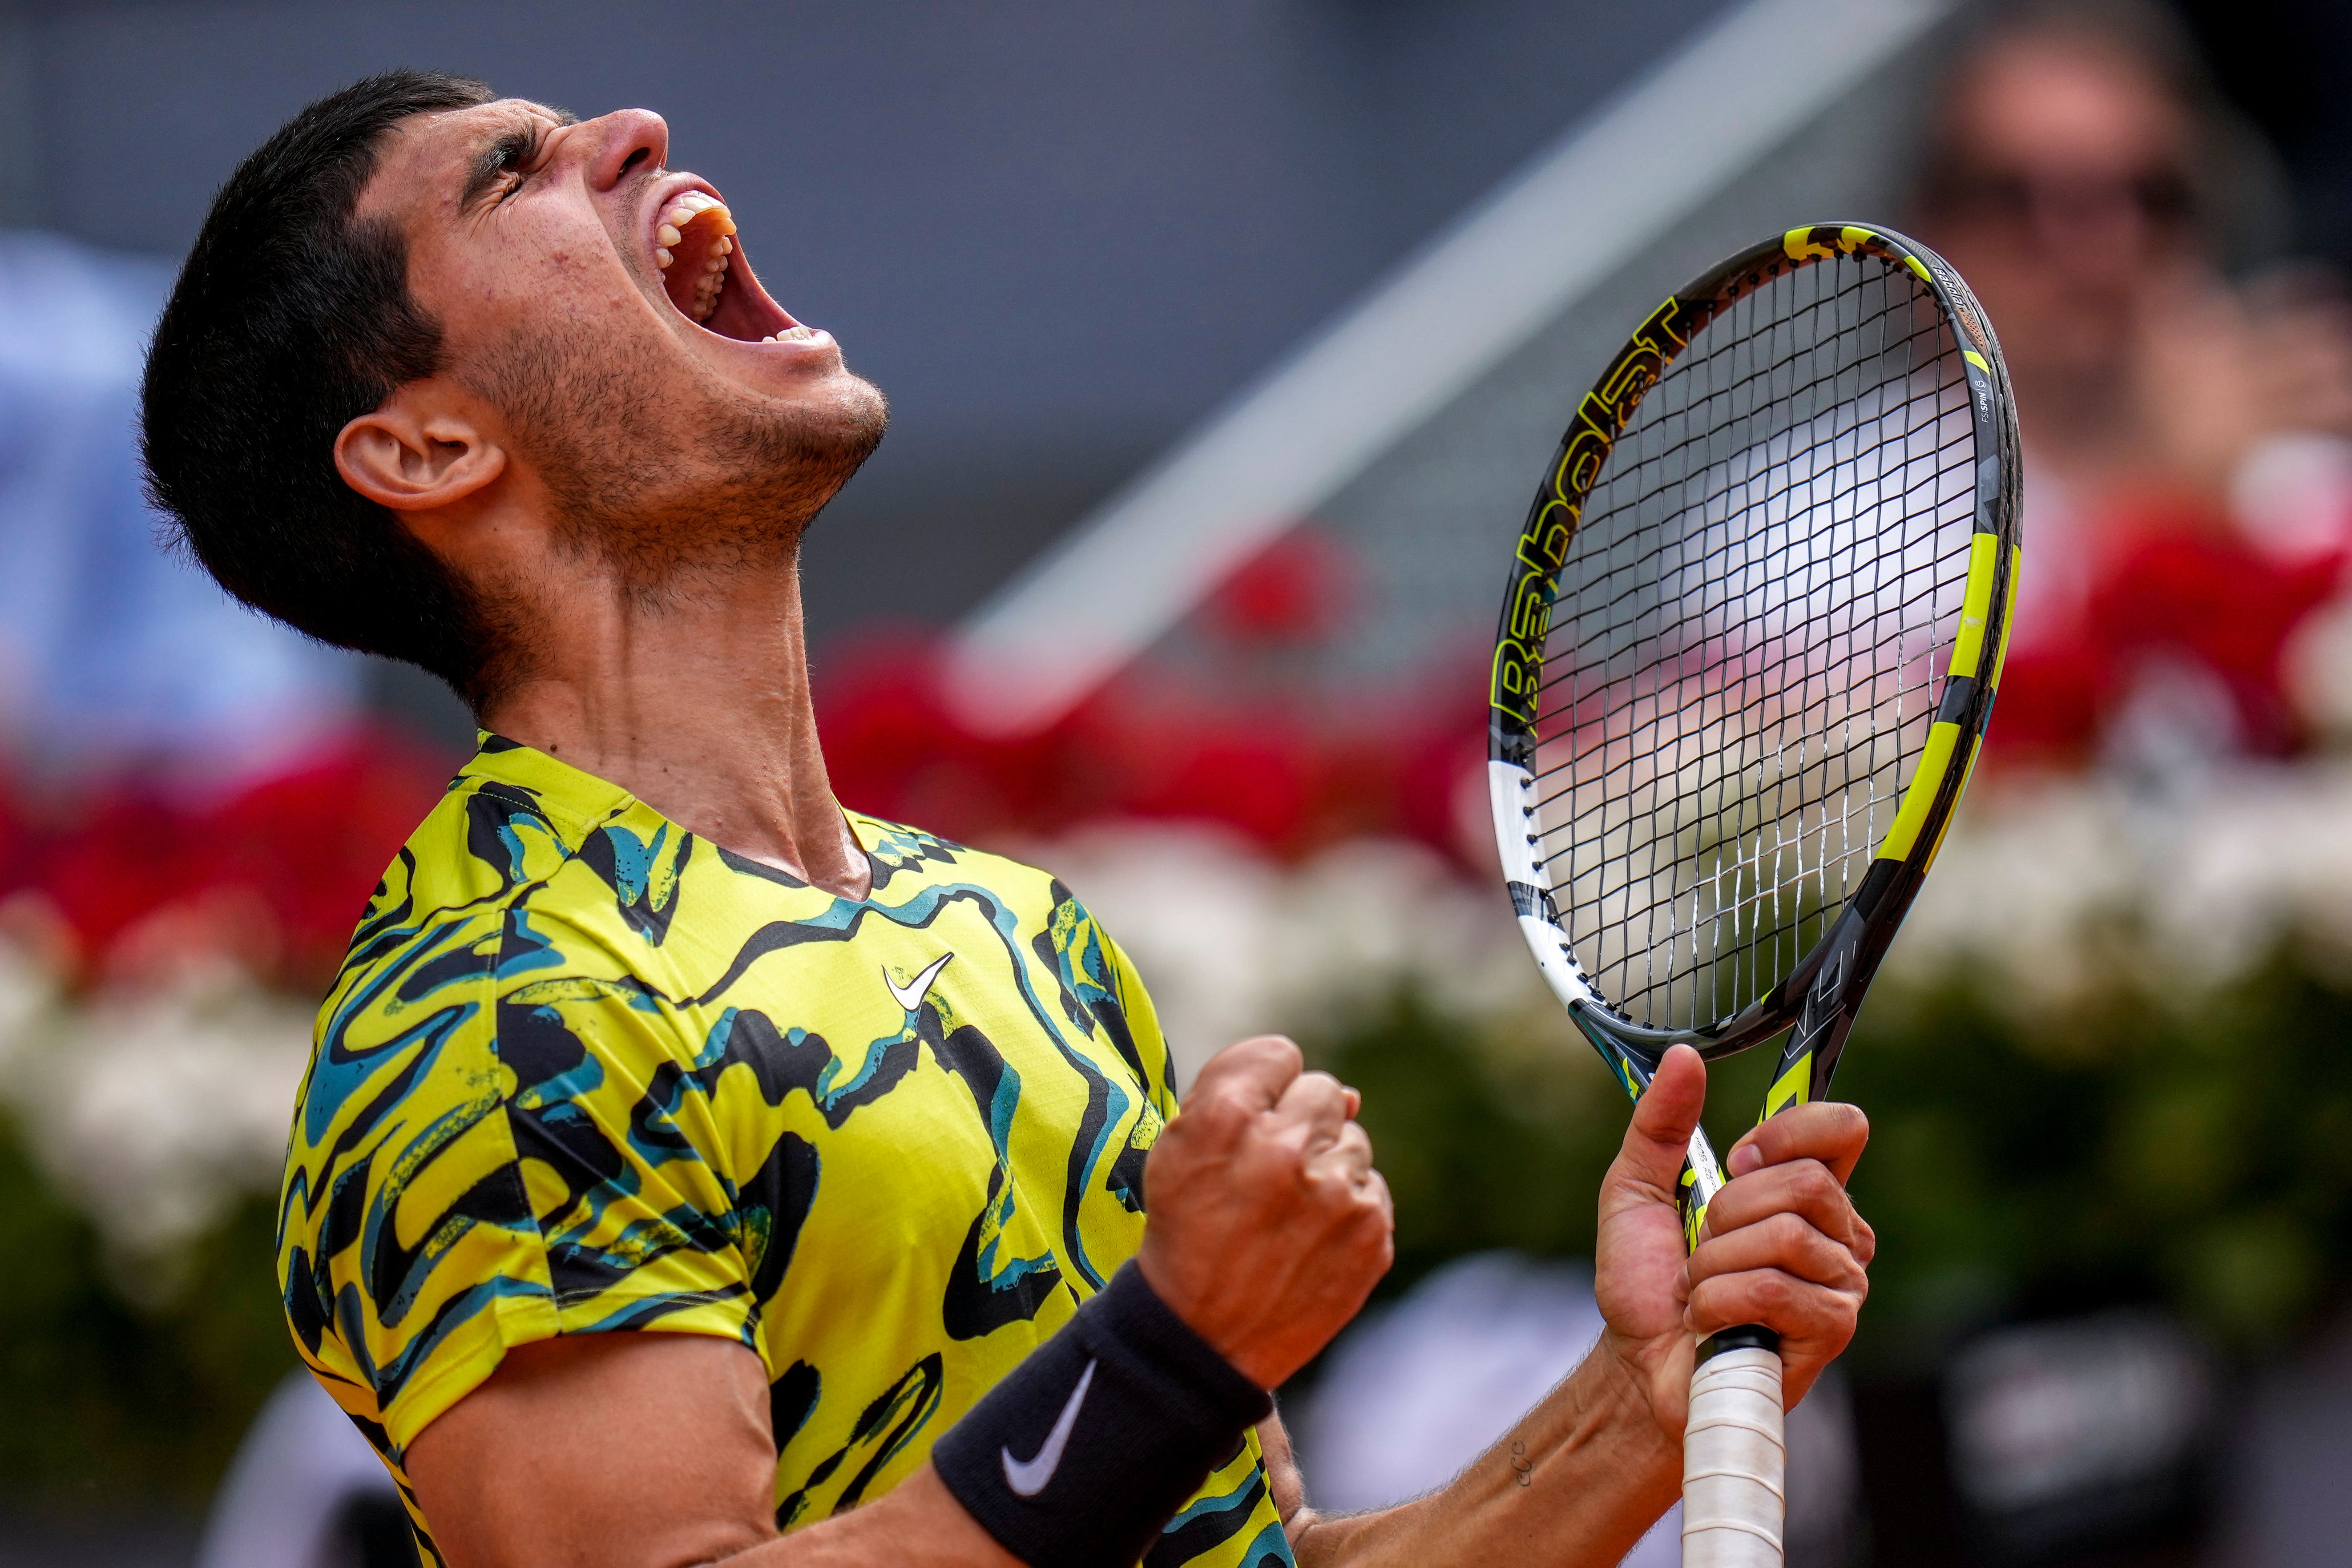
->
[278,735,1290,1568]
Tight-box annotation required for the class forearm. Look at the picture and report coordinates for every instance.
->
[711,1466,1020,1568]
[1290,1339,1678,1568]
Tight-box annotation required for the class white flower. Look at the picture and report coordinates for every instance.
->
[0,955,311,1288]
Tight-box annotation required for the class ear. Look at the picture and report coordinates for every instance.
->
[334,380,508,512]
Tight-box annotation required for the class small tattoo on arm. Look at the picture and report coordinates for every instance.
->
[1509,1439,1533,1487]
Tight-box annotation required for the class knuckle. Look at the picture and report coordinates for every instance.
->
[1791,1162,1839,1207]
[1256,1035,1305,1075]
[1194,1088,1249,1134]
[1234,1133,1299,1185]
[1302,1153,1347,1193]
[1766,1211,1816,1254]
[1745,1269,1795,1314]
[1269,1137,1311,1181]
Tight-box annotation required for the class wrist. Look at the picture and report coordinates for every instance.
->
[1597,1325,1656,1392]
[1594,1326,1682,1439]
[931,1262,1272,1568]
[1134,1237,1276,1390]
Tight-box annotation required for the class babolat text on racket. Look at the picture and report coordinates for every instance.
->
[1485,223,2019,1567]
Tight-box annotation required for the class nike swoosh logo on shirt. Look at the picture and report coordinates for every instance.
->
[884,952,954,1014]
[1002,1358,1096,1498]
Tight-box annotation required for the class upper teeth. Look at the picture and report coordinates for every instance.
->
[653,191,741,321]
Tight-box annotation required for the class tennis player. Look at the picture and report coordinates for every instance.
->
[141,73,1876,1568]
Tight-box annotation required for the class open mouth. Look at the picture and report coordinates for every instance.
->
[650,184,815,346]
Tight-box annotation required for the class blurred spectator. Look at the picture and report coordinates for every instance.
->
[1944,1310,2216,1563]
[1912,0,2352,769]
[196,1372,413,1568]
[0,231,363,784]
[0,230,453,990]
[2216,1315,2352,1568]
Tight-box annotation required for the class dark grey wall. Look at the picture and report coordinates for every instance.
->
[0,0,1726,647]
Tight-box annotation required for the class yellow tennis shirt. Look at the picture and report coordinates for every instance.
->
[278,735,1289,1568]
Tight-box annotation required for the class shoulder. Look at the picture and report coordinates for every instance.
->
[851,811,1076,909]
[306,747,650,1130]
[355,738,608,930]
[850,812,1148,974]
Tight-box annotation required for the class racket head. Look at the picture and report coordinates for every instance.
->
[1487,222,2021,1098]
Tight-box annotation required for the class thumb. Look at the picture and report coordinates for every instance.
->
[1615,1044,1706,1199]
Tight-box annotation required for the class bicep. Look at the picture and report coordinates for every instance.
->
[407,1331,780,1568]
[406,1334,1024,1568]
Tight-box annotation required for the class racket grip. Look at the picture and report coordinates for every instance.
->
[1682,1337,1784,1568]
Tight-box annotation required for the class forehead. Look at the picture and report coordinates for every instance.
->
[1951,39,2187,162]
[358,97,573,218]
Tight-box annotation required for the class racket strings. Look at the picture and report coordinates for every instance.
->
[1525,437,1970,792]
[1529,359,1965,801]
[1524,369,1968,720]
[1537,275,1957,589]
[1526,253,1976,1031]
[1523,274,1958,715]
[1595,287,1955,1020]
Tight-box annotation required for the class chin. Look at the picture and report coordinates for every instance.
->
[812,367,890,447]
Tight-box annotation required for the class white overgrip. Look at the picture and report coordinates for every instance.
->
[1682,1347,1784,1568]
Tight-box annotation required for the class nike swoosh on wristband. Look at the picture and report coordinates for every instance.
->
[885,952,954,1014]
[1001,1359,1097,1497]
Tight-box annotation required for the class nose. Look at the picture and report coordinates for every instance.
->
[581,108,669,192]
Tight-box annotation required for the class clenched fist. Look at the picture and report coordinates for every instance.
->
[1136,1036,1395,1389]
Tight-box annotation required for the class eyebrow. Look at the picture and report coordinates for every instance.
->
[457,108,580,211]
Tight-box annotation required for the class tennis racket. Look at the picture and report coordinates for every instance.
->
[1485,222,2019,1567]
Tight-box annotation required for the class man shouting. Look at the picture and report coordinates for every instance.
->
[142,71,1875,1568]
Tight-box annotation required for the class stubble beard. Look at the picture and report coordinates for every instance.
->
[474,313,888,608]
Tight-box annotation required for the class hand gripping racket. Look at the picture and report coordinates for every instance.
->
[1485,224,2019,1567]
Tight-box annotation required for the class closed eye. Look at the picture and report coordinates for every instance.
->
[463,126,549,212]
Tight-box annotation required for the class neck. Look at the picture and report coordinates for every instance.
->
[480,550,870,901]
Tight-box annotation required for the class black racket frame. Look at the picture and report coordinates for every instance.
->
[1487,222,2021,1202]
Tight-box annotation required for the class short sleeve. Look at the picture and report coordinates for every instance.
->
[281,904,766,1458]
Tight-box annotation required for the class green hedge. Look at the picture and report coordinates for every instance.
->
[5,948,2349,1516]
[0,1119,290,1515]
[1307,949,2352,1370]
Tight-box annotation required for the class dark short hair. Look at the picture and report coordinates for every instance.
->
[142,69,503,707]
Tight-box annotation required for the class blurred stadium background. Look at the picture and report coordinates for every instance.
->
[4,0,2352,1564]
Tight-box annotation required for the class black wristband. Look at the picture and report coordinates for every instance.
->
[932,1261,1273,1568]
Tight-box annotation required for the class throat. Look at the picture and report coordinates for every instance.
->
[479,565,868,896]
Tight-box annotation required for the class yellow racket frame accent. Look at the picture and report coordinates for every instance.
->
[1488,219,2023,1241]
